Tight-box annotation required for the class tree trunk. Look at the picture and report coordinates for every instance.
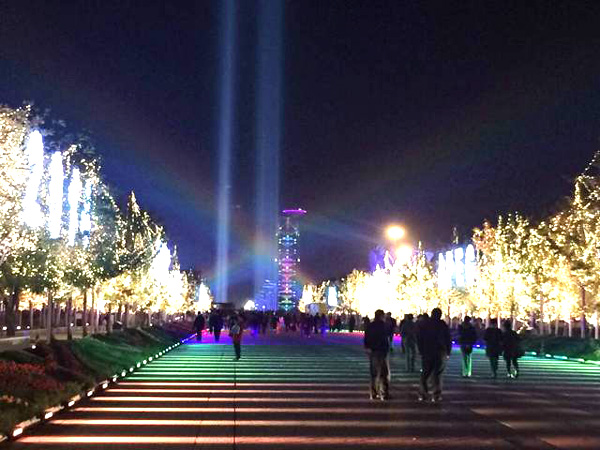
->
[581,288,587,338]
[66,295,73,341]
[595,313,599,340]
[124,303,130,329]
[554,317,559,336]
[568,317,573,338]
[46,291,54,341]
[91,287,97,335]
[3,287,20,337]
[54,304,61,329]
[539,297,545,336]
[82,289,88,337]
[106,304,112,334]
[29,301,33,331]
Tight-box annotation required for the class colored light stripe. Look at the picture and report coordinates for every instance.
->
[108,389,360,394]
[93,396,373,403]
[52,419,438,427]
[117,382,364,387]
[17,436,507,445]
[75,406,432,414]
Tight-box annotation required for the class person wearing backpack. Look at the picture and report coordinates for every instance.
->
[230,315,243,361]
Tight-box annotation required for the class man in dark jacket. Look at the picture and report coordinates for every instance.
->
[209,312,224,342]
[502,320,521,378]
[458,316,477,377]
[483,320,503,378]
[399,314,417,372]
[385,312,397,352]
[417,307,451,402]
[193,312,205,341]
[364,309,391,400]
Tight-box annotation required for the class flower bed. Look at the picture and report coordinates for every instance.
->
[0,360,80,434]
[0,322,192,436]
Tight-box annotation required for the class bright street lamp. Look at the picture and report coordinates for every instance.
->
[386,225,406,242]
[395,244,413,264]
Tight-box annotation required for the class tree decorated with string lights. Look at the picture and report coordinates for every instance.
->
[0,104,195,336]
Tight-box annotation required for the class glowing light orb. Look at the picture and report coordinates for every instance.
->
[395,244,413,265]
[386,225,405,241]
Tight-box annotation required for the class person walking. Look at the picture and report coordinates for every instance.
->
[417,307,451,402]
[210,312,224,342]
[193,312,205,341]
[398,314,408,353]
[348,314,356,333]
[364,309,391,400]
[334,316,342,332]
[229,315,243,360]
[483,320,503,378]
[502,320,521,378]
[399,314,417,372]
[385,312,396,353]
[458,316,477,377]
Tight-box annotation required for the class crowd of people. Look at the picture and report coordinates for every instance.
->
[191,310,361,360]
[365,309,524,403]
[191,307,523,401]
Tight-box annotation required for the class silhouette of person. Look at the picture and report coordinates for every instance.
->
[417,307,451,402]
[458,316,477,377]
[483,320,503,378]
[364,309,391,400]
[193,312,205,341]
[399,314,417,372]
[502,320,521,378]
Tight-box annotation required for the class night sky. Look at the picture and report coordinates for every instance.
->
[2,1,600,300]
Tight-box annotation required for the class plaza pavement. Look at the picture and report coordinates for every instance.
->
[8,330,600,449]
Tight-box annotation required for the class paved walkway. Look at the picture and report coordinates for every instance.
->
[9,331,600,449]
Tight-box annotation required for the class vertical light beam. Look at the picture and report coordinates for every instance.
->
[215,0,237,304]
[254,0,284,310]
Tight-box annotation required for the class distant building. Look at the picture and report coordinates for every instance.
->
[277,209,306,310]
[437,244,477,290]
[255,278,278,310]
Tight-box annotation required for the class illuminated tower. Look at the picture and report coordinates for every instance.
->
[277,209,306,311]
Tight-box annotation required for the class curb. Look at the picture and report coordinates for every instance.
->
[3,334,194,442]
